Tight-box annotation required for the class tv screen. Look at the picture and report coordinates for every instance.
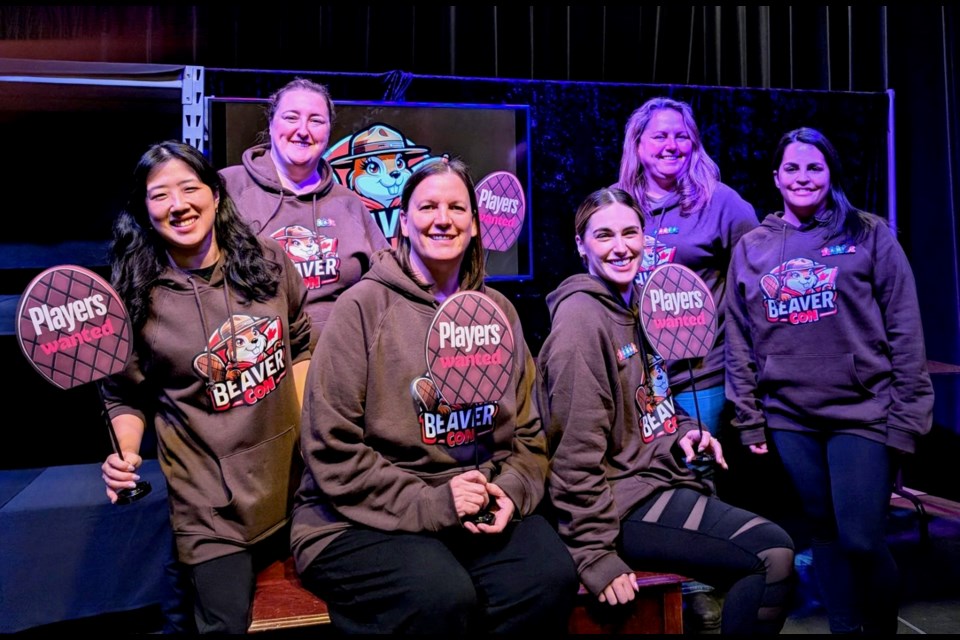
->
[206,98,533,281]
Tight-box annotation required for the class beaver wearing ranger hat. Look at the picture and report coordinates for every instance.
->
[328,124,432,209]
[193,314,276,382]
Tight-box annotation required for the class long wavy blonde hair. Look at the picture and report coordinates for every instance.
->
[616,97,720,218]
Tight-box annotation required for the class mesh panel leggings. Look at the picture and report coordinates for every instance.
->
[621,487,795,635]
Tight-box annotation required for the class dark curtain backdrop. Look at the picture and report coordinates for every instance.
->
[0,6,957,482]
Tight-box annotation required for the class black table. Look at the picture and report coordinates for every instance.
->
[0,460,175,632]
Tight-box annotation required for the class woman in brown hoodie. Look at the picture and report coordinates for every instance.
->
[100,141,312,633]
[291,159,577,634]
[539,187,795,634]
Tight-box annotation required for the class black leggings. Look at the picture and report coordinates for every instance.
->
[621,487,795,635]
[772,430,899,634]
[182,526,289,634]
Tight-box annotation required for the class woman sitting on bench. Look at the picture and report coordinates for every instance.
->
[537,188,796,634]
[290,159,578,634]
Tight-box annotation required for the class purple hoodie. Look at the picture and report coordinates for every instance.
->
[220,144,389,345]
[725,212,934,453]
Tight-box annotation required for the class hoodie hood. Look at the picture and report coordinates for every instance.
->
[228,143,337,233]
[546,272,636,326]
[648,189,682,217]
[155,255,226,291]
[757,211,831,290]
[240,143,336,198]
[758,210,825,234]
[361,249,441,307]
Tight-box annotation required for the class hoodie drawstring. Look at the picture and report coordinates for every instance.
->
[185,275,214,388]
[775,221,787,300]
[184,270,238,504]
[184,271,236,388]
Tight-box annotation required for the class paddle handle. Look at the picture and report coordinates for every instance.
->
[686,361,704,436]
[95,381,127,463]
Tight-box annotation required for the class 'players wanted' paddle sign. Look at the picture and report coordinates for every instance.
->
[639,263,718,362]
[425,290,515,407]
[639,263,719,477]
[17,265,134,389]
[476,172,526,253]
[16,265,150,503]
[424,290,515,525]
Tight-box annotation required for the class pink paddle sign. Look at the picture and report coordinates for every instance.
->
[639,263,718,361]
[16,264,150,503]
[425,291,515,406]
[476,172,526,252]
[16,265,134,390]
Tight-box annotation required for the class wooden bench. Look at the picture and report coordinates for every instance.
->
[248,556,330,632]
[569,573,686,634]
[249,556,685,634]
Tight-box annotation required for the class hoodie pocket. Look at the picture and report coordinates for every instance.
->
[760,353,881,421]
[210,426,298,543]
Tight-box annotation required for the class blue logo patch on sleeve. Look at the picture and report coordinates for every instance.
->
[617,342,639,362]
[821,244,856,256]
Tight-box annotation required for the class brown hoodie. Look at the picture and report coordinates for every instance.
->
[291,250,548,574]
[538,273,708,596]
[220,144,389,344]
[102,239,311,565]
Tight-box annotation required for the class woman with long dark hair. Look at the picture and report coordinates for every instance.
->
[100,141,311,633]
[725,127,935,633]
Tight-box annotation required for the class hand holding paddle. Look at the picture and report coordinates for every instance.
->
[16,265,151,504]
[424,291,515,527]
[638,264,719,477]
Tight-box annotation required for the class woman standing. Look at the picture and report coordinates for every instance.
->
[100,141,312,633]
[617,96,760,629]
[617,96,758,435]
[540,187,795,635]
[725,127,934,633]
[291,159,578,634]
[220,78,389,344]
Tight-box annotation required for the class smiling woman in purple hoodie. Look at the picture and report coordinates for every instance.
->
[617,97,758,438]
[616,96,760,630]
[725,127,935,634]
[220,78,389,346]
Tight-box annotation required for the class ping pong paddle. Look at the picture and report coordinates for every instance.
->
[424,290,516,525]
[638,263,719,476]
[16,265,151,503]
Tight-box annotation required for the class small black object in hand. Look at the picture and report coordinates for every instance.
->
[463,509,496,526]
[115,480,152,505]
[686,453,715,477]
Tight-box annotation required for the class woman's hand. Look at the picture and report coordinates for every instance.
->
[449,469,490,519]
[464,482,516,535]
[678,429,729,470]
[599,573,639,605]
[748,442,769,455]
[101,451,143,504]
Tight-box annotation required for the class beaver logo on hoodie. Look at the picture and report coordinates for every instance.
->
[271,225,341,290]
[760,257,839,325]
[192,314,287,411]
